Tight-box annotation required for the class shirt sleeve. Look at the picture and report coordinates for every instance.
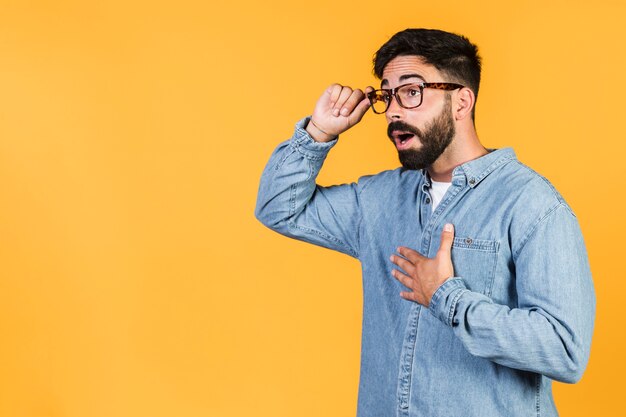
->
[428,203,596,383]
[254,117,362,258]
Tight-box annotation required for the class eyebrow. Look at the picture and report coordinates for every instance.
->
[381,73,426,88]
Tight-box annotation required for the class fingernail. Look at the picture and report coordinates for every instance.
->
[389,255,394,261]
[444,223,453,232]
[341,108,349,116]
[333,109,340,116]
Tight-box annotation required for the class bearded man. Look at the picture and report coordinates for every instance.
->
[255,28,595,417]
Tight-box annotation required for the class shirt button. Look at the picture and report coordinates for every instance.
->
[469,178,476,185]
[465,238,473,245]
[425,198,431,204]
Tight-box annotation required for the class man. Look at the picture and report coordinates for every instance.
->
[255,28,595,417]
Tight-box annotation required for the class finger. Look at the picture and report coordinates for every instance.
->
[351,92,373,120]
[391,269,414,290]
[437,223,455,257]
[339,89,365,116]
[332,87,354,116]
[352,86,376,120]
[389,254,415,274]
[327,84,344,107]
[397,246,423,263]
[399,291,417,302]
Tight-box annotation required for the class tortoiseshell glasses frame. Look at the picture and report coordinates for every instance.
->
[367,82,465,114]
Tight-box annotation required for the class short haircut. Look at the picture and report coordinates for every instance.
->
[373,29,482,114]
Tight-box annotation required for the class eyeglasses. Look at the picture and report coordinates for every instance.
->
[367,82,465,114]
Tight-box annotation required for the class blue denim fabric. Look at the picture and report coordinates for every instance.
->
[255,117,595,417]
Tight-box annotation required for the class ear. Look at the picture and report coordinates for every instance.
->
[453,87,475,121]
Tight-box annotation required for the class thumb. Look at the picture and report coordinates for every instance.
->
[351,97,371,122]
[437,223,455,256]
[350,87,374,123]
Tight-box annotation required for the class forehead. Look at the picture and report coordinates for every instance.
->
[381,55,442,86]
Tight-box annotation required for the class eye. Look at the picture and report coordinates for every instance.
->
[407,88,421,97]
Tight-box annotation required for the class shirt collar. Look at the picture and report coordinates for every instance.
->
[455,147,517,188]
[419,147,517,189]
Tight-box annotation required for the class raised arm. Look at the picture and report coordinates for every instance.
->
[255,84,372,258]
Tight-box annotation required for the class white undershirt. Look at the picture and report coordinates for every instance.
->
[429,180,452,212]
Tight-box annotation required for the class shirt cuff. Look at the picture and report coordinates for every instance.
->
[428,278,468,326]
[290,117,338,160]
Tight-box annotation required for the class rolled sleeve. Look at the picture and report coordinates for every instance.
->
[290,117,338,160]
[429,278,469,326]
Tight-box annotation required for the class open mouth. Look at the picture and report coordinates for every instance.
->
[391,131,416,148]
[396,133,414,144]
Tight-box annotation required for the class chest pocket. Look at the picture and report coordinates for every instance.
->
[451,237,499,297]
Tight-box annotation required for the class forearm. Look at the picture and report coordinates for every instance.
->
[430,279,594,383]
[255,116,336,227]
[255,117,361,257]
[429,205,595,383]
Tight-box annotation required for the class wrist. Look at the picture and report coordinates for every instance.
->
[306,118,337,143]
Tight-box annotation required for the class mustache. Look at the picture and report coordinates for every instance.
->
[387,121,422,141]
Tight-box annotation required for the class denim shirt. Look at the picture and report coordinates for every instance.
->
[255,117,595,417]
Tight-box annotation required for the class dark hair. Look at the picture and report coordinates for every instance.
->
[373,28,482,109]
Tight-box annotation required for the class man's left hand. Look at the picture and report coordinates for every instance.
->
[390,224,455,307]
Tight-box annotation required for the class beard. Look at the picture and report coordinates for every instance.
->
[387,98,455,170]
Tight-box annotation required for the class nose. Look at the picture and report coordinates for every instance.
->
[386,95,404,121]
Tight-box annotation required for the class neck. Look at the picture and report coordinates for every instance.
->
[427,126,487,182]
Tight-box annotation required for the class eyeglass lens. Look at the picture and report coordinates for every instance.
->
[369,84,424,114]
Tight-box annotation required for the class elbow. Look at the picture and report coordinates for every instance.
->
[554,368,584,384]
[254,202,274,229]
[254,200,287,231]
[544,307,595,384]
[550,345,590,384]
[555,367,584,384]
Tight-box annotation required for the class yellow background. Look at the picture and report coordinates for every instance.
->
[0,0,623,416]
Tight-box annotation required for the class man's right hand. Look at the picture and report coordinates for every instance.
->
[306,84,374,143]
